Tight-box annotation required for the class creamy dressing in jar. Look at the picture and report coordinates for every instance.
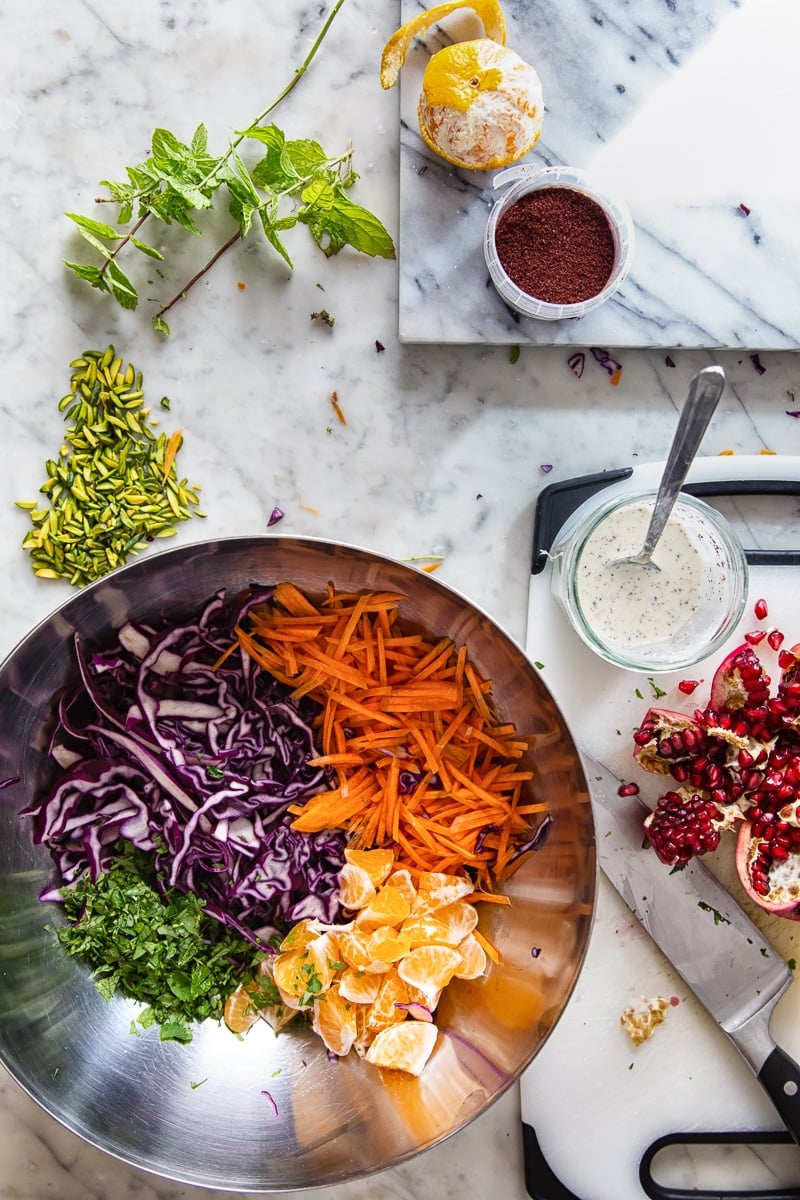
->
[575,502,704,647]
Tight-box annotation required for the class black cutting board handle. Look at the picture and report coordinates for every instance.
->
[531,469,800,575]
[523,1123,800,1200]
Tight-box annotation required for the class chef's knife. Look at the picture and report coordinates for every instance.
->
[584,751,800,1146]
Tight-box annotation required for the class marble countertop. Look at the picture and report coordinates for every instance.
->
[1,1,799,1197]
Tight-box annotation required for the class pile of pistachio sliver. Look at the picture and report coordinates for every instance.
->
[16,346,204,587]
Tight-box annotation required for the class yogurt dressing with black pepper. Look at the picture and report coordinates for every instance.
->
[575,502,703,647]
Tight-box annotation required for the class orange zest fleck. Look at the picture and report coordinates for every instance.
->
[232,582,539,888]
[330,390,347,425]
[609,368,622,386]
[162,430,184,482]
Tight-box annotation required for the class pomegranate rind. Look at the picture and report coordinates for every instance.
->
[735,817,800,920]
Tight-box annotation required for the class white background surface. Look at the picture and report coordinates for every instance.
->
[2,2,800,1198]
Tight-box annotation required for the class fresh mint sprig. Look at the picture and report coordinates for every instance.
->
[64,0,395,333]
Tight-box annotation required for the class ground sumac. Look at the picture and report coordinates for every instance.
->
[494,187,616,305]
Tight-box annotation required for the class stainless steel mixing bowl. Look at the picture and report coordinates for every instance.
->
[0,536,595,1191]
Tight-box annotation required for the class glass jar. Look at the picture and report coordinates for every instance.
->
[549,490,749,672]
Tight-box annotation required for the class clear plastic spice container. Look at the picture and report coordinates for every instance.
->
[484,165,635,321]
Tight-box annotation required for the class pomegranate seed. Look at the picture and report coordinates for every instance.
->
[645,793,722,866]
[678,679,700,695]
[745,630,768,645]
[779,649,797,670]
[617,782,640,797]
[769,629,785,651]
[754,598,769,620]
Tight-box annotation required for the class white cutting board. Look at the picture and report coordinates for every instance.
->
[521,455,800,1200]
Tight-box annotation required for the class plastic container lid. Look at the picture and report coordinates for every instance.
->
[484,164,635,321]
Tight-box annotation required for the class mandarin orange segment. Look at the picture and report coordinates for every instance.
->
[272,931,339,1008]
[387,867,418,909]
[279,917,327,951]
[397,944,463,999]
[223,980,264,1034]
[338,967,382,1005]
[338,861,377,910]
[414,871,474,913]
[344,846,395,886]
[400,912,454,948]
[354,884,412,928]
[366,925,413,964]
[312,985,359,1057]
[380,0,507,90]
[365,1020,439,1076]
[432,899,479,942]
[336,927,373,969]
[455,931,488,979]
[366,969,411,1033]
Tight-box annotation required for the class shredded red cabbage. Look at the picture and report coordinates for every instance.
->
[21,589,346,944]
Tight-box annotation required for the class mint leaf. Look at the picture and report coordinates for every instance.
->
[191,123,208,156]
[301,191,396,259]
[64,261,109,290]
[65,212,119,240]
[281,137,328,178]
[130,237,164,261]
[106,259,138,309]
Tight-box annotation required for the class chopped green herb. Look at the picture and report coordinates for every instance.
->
[311,309,335,327]
[635,687,643,699]
[58,844,263,1042]
[790,958,797,972]
[697,900,731,925]
[648,677,666,699]
[190,1078,208,1089]
[509,345,520,365]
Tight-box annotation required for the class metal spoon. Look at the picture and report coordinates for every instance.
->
[620,364,726,568]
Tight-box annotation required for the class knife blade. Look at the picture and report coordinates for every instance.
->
[584,750,800,1146]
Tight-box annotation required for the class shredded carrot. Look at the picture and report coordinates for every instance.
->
[232,582,542,890]
[473,927,502,964]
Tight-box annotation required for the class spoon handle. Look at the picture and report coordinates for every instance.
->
[639,365,726,559]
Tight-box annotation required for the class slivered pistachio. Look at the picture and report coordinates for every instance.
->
[15,345,203,587]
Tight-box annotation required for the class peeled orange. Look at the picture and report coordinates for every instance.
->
[380,0,543,171]
[266,850,492,1074]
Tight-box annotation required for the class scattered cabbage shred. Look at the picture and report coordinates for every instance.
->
[22,588,347,944]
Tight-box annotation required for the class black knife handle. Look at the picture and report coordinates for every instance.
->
[760,1047,800,1147]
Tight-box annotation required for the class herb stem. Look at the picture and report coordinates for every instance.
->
[194,0,348,191]
[154,230,242,323]
[99,212,150,280]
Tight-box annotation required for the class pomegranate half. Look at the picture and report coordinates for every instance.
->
[633,638,800,918]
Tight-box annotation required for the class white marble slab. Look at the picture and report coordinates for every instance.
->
[2,0,800,1197]
[397,0,800,348]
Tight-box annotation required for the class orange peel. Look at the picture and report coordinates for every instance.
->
[380,0,507,90]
